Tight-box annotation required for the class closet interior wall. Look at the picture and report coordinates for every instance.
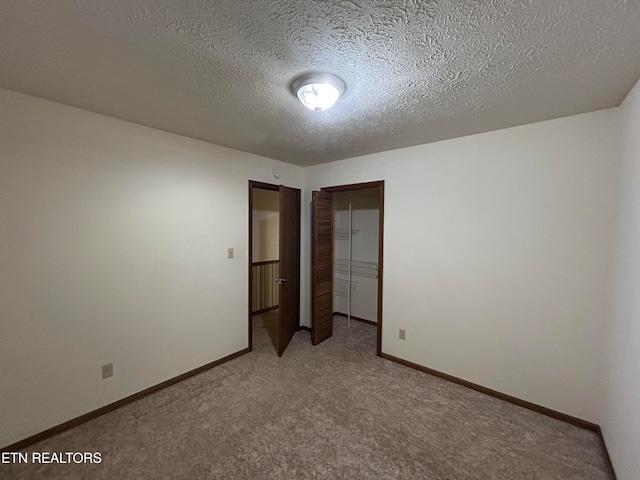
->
[333,189,380,323]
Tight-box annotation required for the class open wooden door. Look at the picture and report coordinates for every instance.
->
[311,190,333,345]
[277,185,301,357]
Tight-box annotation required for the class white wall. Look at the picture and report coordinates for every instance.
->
[303,109,620,423]
[0,83,630,457]
[252,189,279,262]
[0,88,303,448]
[333,190,379,322]
[602,78,640,479]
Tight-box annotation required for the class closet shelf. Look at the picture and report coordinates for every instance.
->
[334,278,358,298]
[335,267,378,279]
[335,278,358,287]
[335,258,378,279]
[336,270,378,279]
[335,258,378,270]
[334,229,359,239]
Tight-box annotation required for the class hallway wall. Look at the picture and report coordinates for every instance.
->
[252,188,279,263]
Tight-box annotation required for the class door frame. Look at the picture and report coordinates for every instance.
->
[320,180,385,356]
[248,180,280,352]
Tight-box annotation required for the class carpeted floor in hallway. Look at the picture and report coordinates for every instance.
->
[2,313,611,479]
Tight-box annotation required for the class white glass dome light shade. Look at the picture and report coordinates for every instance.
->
[297,83,341,112]
[292,74,346,112]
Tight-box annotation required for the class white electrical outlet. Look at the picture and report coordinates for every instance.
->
[227,248,234,259]
[102,363,113,379]
[399,329,406,340]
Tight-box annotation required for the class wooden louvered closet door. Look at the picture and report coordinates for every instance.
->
[311,190,333,345]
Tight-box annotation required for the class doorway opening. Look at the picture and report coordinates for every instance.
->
[248,181,301,357]
[311,181,384,355]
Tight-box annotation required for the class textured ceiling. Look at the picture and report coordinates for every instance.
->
[1,0,639,166]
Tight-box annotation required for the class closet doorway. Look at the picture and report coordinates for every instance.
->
[248,181,301,357]
[311,181,384,355]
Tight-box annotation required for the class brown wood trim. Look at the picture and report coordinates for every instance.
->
[250,181,279,191]
[595,426,618,480]
[297,325,311,332]
[253,305,279,315]
[377,181,384,356]
[248,181,253,350]
[379,352,597,430]
[321,181,385,193]
[333,311,377,326]
[294,188,301,332]
[380,352,617,477]
[252,259,279,267]
[1,347,251,452]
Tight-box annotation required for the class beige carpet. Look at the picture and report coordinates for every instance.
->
[3,313,610,479]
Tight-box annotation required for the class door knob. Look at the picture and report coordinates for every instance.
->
[281,278,288,283]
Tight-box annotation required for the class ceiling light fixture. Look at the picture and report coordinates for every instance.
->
[292,73,346,112]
